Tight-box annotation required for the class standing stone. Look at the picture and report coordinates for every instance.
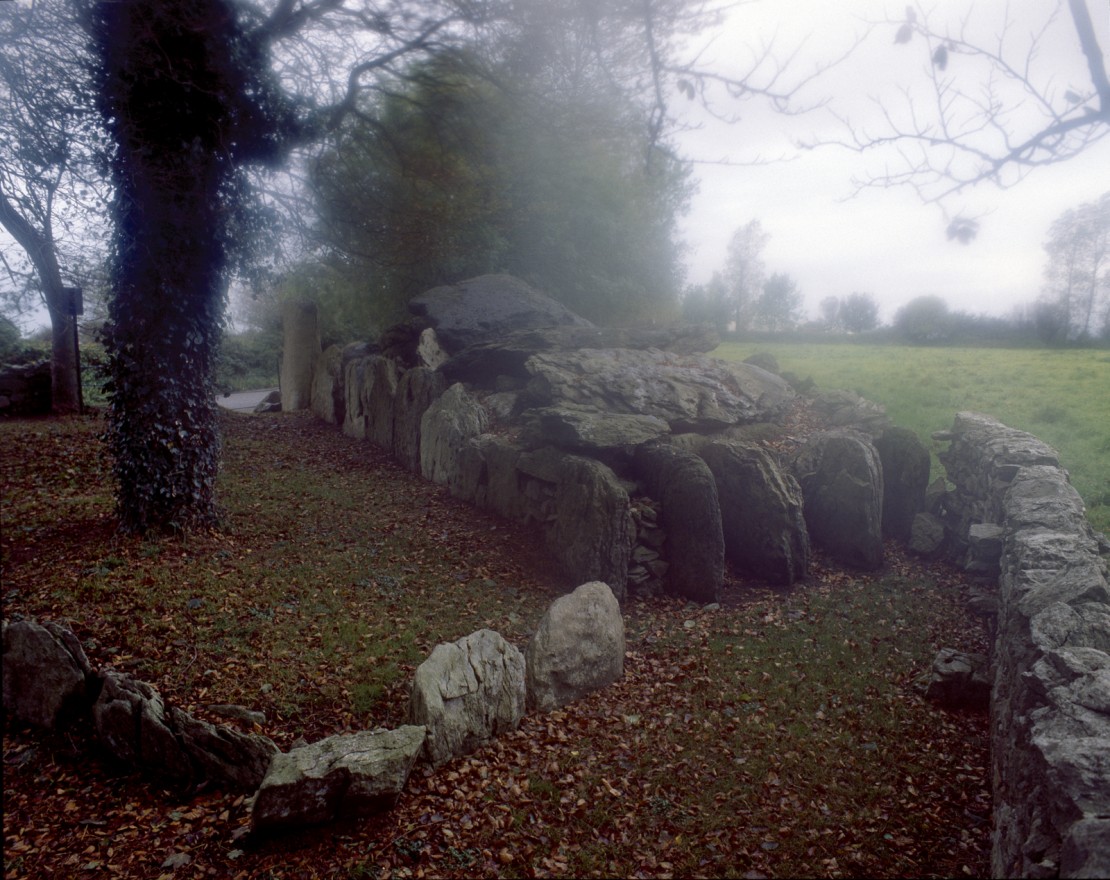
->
[420,383,488,486]
[280,300,320,412]
[875,426,931,541]
[310,344,345,426]
[392,367,447,474]
[791,430,885,570]
[2,619,93,729]
[699,440,810,585]
[366,355,402,450]
[251,726,426,833]
[635,442,724,603]
[549,455,635,602]
[408,629,526,768]
[526,581,625,713]
[169,707,277,792]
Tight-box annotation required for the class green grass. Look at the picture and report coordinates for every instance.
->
[715,342,1110,534]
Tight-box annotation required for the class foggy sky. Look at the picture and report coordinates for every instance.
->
[674,0,1110,323]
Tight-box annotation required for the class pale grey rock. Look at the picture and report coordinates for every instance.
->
[810,389,890,437]
[526,581,625,713]
[909,512,947,557]
[416,327,449,370]
[420,383,488,485]
[366,355,402,450]
[523,348,793,433]
[408,629,526,768]
[791,430,884,570]
[2,619,92,729]
[700,440,809,585]
[966,522,1006,576]
[251,726,426,833]
[1061,817,1110,878]
[635,442,723,603]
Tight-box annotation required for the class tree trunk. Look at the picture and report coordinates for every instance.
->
[0,191,81,414]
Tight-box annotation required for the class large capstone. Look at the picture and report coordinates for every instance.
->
[250,726,426,833]
[526,581,625,713]
[408,629,526,768]
[408,274,595,355]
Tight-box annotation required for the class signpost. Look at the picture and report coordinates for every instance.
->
[62,286,83,414]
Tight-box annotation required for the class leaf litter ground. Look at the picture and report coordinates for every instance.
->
[2,409,991,878]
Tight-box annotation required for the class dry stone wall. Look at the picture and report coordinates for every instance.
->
[936,412,1110,879]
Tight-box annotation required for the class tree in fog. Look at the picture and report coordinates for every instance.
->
[681,273,731,331]
[894,294,950,343]
[839,292,880,333]
[823,1,1110,205]
[1039,192,1110,342]
[722,220,769,331]
[753,272,803,332]
[0,0,109,412]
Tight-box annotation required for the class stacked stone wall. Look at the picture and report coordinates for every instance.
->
[938,412,1110,879]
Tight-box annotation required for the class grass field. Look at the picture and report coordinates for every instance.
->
[714,342,1110,535]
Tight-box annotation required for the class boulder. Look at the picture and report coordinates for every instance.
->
[921,648,990,709]
[635,442,724,603]
[310,344,345,426]
[526,581,625,713]
[909,512,947,557]
[441,323,720,385]
[874,426,931,541]
[251,726,426,833]
[547,454,635,601]
[280,300,320,412]
[408,629,526,768]
[253,390,281,414]
[169,707,277,792]
[524,348,793,433]
[408,275,595,355]
[416,327,449,370]
[92,670,193,784]
[810,389,889,437]
[699,440,810,585]
[392,367,447,473]
[2,619,93,729]
[791,430,884,570]
[420,383,488,485]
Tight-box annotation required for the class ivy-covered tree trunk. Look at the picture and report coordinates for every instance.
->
[90,0,291,533]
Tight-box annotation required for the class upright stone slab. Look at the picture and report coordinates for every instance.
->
[280,300,320,412]
[874,426,930,541]
[420,383,488,485]
[635,442,724,603]
[392,367,447,474]
[699,440,810,585]
[2,619,93,729]
[526,581,625,712]
[791,430,884,570]
[549,454,635,602]
[251,726,426,833]
[366,355,402,450]
[310,344,345,426]
[408,629,526,768]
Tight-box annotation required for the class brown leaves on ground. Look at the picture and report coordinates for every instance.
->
[2,410,991,878]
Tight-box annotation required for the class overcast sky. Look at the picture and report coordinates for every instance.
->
[671,0,1110,323]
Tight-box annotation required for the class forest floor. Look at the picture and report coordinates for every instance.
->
[2,408,992,879]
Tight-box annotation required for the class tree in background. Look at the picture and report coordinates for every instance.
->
[894,294,950,343]
[722,220,769,331]
[1040,192,1110,342]
[839,292,881,333]
[680,273,730,331]
[0,0,109,412]
[752,272,803,331]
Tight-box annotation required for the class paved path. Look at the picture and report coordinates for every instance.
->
[217,388,278,413]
